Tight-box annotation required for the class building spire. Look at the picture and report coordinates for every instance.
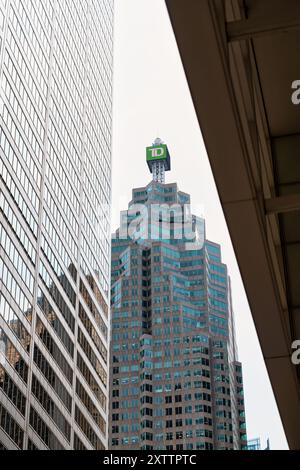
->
[146,138,171,183]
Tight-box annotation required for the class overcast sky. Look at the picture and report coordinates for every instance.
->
[111,0,288,449]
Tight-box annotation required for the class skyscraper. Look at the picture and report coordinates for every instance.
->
[109,139,247,450]
[0,0,113,449]
[246,438,261,451]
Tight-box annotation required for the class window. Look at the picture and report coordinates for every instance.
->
[0,402,23,448]
[29,406,64,450]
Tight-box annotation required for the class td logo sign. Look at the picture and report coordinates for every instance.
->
[149,147,164,158]
[146,144,167,162]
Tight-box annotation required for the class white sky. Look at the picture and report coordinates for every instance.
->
[111,0,288,450]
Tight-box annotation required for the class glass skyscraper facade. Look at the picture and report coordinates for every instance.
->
[247,438,261,451]
[110,154,247,450]
[0,0,113,449]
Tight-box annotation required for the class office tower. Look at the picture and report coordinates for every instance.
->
[247,437,270,451]
[246,438,261,450]
[0,0,113,449]
[109,139,247,450]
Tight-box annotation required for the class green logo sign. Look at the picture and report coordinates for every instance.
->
[146,144,167,162]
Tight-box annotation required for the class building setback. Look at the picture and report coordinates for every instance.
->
[0,0,113,449]
[109,140,247,450]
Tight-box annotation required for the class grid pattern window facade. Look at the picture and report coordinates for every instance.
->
[0,0,113,449]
